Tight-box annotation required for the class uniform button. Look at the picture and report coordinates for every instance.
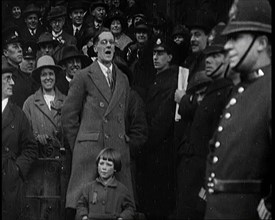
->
[208,177,212,181]
[238,87,244,93]
[213,156,218,164]
[208,188,214,194]
[225,113,231,119]
[207,182,214,187]
[99,102,105,107]
[217,126,223,132]
[215,141,220,148]
[104,134,109,139]
[211,172,215,178]
[229,98,237,105]
[5,147,9,152]
[103,117,108,123]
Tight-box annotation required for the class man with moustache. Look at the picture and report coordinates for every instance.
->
[2,26,35,108]
[61,28,134,220]
[56,45,91,95]
[205,0,272,219]
[2,58,38,220]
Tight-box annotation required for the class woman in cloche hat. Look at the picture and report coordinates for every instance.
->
[22,55,66,147]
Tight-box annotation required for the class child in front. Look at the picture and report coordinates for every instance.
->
[76,148,136,220]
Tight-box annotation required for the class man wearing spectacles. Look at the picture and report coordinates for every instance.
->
[61,28,135,220]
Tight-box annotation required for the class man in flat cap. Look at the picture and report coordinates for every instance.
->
[19,3,46,44]
[205,0,272,219]
[2,57,38,220]
[2,26,36,108]
[138,36,178,220]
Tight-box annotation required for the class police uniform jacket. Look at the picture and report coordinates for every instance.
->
[138,65,178,216]
[61,61,134,209]
[2,100,38,220]
[205,65,272,219]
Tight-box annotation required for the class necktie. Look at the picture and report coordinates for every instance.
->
[106,68,113,90]
[30,29,35,35]
[75,28,80,36]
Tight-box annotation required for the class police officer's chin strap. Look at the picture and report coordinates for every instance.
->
[208,62,224,78]
[234,35,258,70]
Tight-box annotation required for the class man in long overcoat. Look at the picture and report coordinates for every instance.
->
[2,58,38,220]
[61,28,134,220]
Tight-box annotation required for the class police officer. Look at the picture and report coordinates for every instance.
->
[205,0,272,219]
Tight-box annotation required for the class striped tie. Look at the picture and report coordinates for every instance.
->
[106,68,113,90]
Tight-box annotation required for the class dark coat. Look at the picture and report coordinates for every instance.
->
[64,22,89,50]
[205,65,272,219]
[2,100,38,220]
[61,61,134,209]
[10,68,39,109]
[19,24,46,44]
[77,177,135,220]
[52,31,77,63]
[138,65,178,217]
[174,78,233,219]
[55,74,70,96]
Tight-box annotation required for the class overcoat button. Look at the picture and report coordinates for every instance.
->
[119,103,123,108]
[211,172,215,178]
[100,102,105,107]
[5,147,9,152]
[104,134,109,139]
[217,126,223,132]
[208,188,214,194]
[11,125,14,129]
[119,134,123,139]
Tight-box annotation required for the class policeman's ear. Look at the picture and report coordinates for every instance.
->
[257,35,269,52]
[168,54,173,63]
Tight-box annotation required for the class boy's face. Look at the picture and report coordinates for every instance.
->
[98,157,115,180]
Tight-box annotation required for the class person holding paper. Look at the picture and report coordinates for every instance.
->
[173,22,234,220]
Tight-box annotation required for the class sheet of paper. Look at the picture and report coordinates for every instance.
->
[175,66,189,121]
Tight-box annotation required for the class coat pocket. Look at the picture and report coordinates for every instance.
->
[77,132,100,142]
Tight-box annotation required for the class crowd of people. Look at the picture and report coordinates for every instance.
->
[2,0,272,220]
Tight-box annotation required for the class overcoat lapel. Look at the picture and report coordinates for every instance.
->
[33,89,58,128]
[2,101,15,130]
[88,62,112,102]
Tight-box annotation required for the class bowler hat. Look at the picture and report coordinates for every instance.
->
[22,3,41,18]
[2,26,22,46]
[89,0,108,14]
[186,9,216,34]
[68,1,86,14]
[47,6,67,22]
[2,57,16,74]
[32,55,63,83]
[153,37,175,54]
[58,45,92,67]
[37,32,59,47]
[22,41,37,59]
[204,23,227,55]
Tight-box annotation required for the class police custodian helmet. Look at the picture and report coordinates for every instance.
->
[222,0,271,35]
